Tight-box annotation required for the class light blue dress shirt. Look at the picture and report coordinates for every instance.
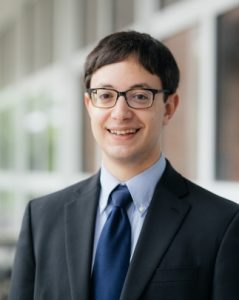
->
[92,154,166,266]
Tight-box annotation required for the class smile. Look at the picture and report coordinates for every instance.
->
[108,128,139,135]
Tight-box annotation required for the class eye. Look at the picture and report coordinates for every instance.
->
[98,90,115,101]
[135,93,148,100]
[129,90,151,101]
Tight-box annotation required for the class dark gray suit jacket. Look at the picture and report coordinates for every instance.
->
[9,163,239,300]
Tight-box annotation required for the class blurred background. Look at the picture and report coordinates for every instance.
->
[0,0,239,298]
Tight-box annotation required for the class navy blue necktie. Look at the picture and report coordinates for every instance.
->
[92,185,132,300]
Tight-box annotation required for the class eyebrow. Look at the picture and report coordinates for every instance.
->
[94,83,153,89]
[130,83,152,89]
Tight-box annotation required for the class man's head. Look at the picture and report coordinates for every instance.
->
[84,31,179,180]
[84,30,180,98]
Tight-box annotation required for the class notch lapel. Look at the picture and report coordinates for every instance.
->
[120,164,191,300]
[65,173,100,300]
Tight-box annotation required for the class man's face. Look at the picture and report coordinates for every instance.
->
[84,56,178,175]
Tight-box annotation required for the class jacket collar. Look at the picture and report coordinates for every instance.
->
[64,172,100,300]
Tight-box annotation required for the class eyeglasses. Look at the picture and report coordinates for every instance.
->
[87,87,169,109]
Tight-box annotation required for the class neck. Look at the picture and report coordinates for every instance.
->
[102,154,162,182]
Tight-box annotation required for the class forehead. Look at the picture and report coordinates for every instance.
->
[90,57,162,89]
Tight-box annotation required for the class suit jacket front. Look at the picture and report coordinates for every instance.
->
[9,163,239,300]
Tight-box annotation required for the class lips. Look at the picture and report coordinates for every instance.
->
[107,128,139,135]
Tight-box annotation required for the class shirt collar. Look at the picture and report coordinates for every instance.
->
[99,167,119,214]
[100,154,166,216]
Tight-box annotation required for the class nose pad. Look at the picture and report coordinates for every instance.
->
[116,95,129,107]
[111,96,132,119]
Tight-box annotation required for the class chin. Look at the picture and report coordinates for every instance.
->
[109,152,141,165]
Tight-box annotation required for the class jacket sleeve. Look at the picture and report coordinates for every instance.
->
[212,210,239,300]
[8,202,36,300]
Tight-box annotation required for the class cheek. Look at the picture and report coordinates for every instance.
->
[144,111,161,130]
[89,110,108,133]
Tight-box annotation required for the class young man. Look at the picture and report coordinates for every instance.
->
[9,31,239,300]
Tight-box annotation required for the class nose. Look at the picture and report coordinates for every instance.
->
[111,95,133,120]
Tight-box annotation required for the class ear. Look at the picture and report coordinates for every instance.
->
[163,93,179,125]
[84,92,92,116]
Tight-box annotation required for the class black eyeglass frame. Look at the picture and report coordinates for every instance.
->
[86,87,170,109]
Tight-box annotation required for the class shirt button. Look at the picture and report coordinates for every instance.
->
[139,205,145,213]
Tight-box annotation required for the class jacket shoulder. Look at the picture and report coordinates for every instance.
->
[185,178,239,212]
[163,161,239,215]
[30,172,100,210]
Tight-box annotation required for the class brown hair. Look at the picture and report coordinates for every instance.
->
[84,31,180,95]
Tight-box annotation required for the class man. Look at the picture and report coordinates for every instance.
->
[9,31,239,300]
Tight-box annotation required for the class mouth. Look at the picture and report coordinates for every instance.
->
[107,128,140,136]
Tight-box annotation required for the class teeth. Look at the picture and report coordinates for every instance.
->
[109,129,137,135]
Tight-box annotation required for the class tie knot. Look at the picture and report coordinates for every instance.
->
[111,185,132,209]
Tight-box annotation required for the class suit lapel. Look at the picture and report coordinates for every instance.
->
[120,164,191,300]
[64,173,100,300]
